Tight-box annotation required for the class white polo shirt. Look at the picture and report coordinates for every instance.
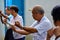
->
[31,16,52,40]
[10,14,25,39]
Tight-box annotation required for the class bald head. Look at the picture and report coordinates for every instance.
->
[32,5,44,21]
[32,5,44,14]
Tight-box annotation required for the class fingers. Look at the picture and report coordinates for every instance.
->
[15,21,20,26]
[15,21,23,29]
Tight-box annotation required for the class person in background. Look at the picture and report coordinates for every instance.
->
[2,6,14,40]
[9,6,25,40]
[11,5,52,40]
[47,5,60,40]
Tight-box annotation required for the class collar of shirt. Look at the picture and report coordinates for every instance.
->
[39,16,46,22]
[30,16,46,27]
[13,14,18,19]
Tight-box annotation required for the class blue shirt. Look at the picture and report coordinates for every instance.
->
[8,14,13,21]
[6,14,13,29]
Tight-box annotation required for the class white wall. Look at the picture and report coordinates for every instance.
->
[25,0,60,26]
[25,0,60,40]
[0,0,5,40]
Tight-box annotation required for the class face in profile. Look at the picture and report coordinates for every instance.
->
[5,8,11,15]
[32,10,42,21]
[10,9,15,15]
[32,10,38,20]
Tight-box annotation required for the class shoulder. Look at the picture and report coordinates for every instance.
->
[17,15,23,19]
[40,20,51,26]
[41,16,51,24]
[43,16,51,25]
[39,18,52,29]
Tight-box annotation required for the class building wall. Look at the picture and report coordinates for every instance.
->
[25,0,60,26]
[25,0,60,40]
[0,0,5,40]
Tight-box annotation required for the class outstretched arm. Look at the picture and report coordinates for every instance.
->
[15,21,38,33]
[0,10,8,19]
[11,25,32,35]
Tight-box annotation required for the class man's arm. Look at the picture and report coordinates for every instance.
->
[15,29,31,35]
[46,28,54,40]
[11,25,32,35]
[1,13,8,19]
[0,11,8,19]
[15,21,38,33]
[22,27,38,33]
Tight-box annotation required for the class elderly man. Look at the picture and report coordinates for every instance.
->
[47,5,60,40]
[11,5,52,40]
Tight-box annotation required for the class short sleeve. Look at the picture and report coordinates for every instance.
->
[19,16,23,27]
[34,21,52,35]
[15,16,23,27]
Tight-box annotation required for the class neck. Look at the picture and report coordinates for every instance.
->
[13,13,17,18]
[38,16,43,22]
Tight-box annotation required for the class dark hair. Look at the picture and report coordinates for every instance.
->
[51,5,60,22]
[10,6,19,13]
